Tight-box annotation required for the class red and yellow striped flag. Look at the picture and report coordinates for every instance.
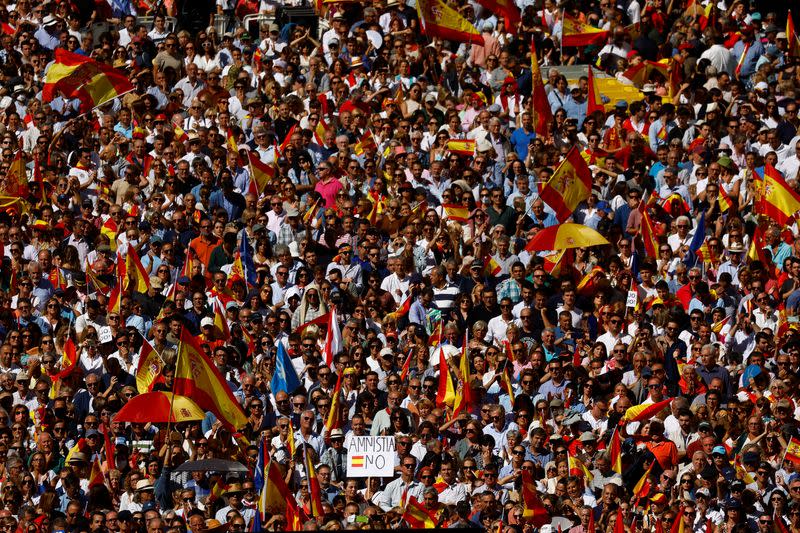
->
[562,14,609,47]
[640,205,660,257]
[436,346,456,408]
[42,49,134,112]
[623,398,672,422]
[633,459,655,498]
[759,163,800,225]
[247,152,276,195]
[530,39,553,138]
[125,243,151,294]
[718,186,733,213]
[484,255,502,276]
[416,0,484,45]
[539,146,592,222]
[442,204,469,223]
[446,139,475,156]
[609,427,623,474]
[354,129,377,155]
[173,328,248,431]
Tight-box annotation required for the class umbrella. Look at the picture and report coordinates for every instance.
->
[525,223,610,252]
[113,392,206,424]
[174,459,249,473]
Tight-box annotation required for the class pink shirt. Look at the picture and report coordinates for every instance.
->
[315,177,343,208]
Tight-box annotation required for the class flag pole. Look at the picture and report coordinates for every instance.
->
[164,334,183,439]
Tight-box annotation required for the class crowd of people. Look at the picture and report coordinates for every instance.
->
[0,0,798,532]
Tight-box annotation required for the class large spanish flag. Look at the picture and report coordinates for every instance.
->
[43,49,134,113]
[442,203,469,223]
[474,0,520,34]
[173,328,248,431]
[247,152,275,195]
[530,39,553,138]
[759,163,800,225]
[417,0,484,45]
[562,14,609,47]
[539,146,592,222]
[622,398,672,422]
[446,139,475,156]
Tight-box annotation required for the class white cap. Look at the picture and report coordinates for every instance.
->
[200,317,214,328]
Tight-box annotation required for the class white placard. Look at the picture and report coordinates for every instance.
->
[98,326,114,344]
[346,436,396,478]
[626,290,638,308]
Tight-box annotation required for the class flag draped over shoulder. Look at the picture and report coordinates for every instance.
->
[416,0,484,45]
[43,49,134,112]
[539,146,593,221]
[562,14,609,47]
[530,39,553,138]
[173,328,248,431]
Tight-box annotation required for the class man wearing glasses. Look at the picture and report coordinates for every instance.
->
[596,313,632,354]
[377,455,423,511]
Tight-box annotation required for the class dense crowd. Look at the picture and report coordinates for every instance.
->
[0,0,799,532]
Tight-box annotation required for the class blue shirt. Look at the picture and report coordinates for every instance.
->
[562,95,588,129]
[510,127,537,160]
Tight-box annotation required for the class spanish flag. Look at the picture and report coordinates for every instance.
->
[640,205,660,258]
[442,203,469,223]
[3,151,27,198]
[562,14,609,47]
[446,138,475,156]
[718,186,733,213]
[622,398,672,422]
[42,49,134,113]
[576,266,605,295]
[174,125,189,142]
[520,471,549,527]
[124,243,151,294]
[568,453,594,481]
[416,0,484,45]
[484,255,502,276]
[473,0,520,34]
[711,315,730,334]
[436,346,456,408]
[100,217,119,252]
[88,458,105,488]
[759,163,800,225]
[325,371,344,432]
[304,446,325,518]
[135,335,164,394]
[314,117,329,145]
[530,39,553,138]
[539,146,592,222]
[633,460,655,498]
[173,328,248,431]
[402,497,437,528]
[354,129,377,155]
[784,436,800,464]
[609,427,623,474]
[247,152,275,195]
[788,10,800,58]
[587,66,604,115]
[452,332,473,417]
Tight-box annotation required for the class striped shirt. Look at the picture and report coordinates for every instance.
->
[432,282,460,313]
